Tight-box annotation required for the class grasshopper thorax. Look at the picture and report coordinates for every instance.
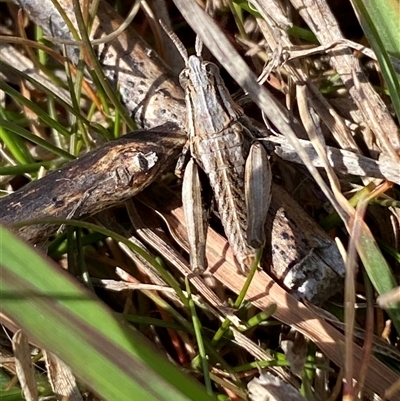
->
[179,56,220,92]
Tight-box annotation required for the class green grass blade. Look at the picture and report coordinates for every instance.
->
[0,225,214,401]
[0,81,71,138]
[350,0,400,120]
[0,60,109,140]
[355,225,400,333]
[0,162,53,175]
[0,120,75,161]
[0,126,34,165]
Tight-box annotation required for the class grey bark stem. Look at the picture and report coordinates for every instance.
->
[0,124,185,243]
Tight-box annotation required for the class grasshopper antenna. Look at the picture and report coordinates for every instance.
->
[195,0,211,57]
[159,19,188,63]
[194,35,203,57]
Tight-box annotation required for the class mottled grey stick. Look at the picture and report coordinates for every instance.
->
[0,124,185,243]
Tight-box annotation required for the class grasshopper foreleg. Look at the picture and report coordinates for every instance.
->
[175,139,191,178]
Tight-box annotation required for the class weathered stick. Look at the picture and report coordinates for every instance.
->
[0,124,185,243]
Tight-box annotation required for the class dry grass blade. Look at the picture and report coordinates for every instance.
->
[44,351,83,401]
[0,42,73,106]
[140,183,345,303]
[267,135,400,184]
[282,0,400,160]
[12,330,38,401]
[128,197,236,320]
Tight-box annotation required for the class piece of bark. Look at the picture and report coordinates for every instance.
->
[264,185,345,304]
[0,124,185,243]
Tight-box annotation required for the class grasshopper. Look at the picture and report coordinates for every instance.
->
[162,23,272,273]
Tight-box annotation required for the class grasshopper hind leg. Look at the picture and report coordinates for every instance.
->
[245,141,272,249]
[182,159,210,273]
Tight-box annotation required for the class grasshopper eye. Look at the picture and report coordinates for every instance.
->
[179,69,190,88]
[204,62,219,76]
